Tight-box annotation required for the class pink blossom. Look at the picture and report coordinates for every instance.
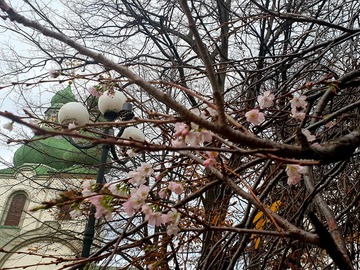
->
[245,109,265,125]
[123,194,146,215]
[166,223,180,236]
[290,95,308,121]
[81,180,93,197]
[108,183,128,197]
[128,171,146,186]
[158,188,169,199]
[166,208,181,224]
[286,164,307,185]
[123,185,150,215]
[168,182,184,195]
[127,163,154,186]
[2,122,13,131]
[88,195,113,220]
[172,137,186,147]
[185,130,213,146]
[134,184,150,198]
[201,130,213,142]
[257,91,275,109]
[122,199,137,216]
[165,209,181,236]
[203,158,216,167]
[174,122,188,138]
[137,163,154,177]
[302,129,316,142]
[141,204,167,226]
[203,151,218,167]
[88,86,102,97]
[291,107,306,120]
[290,95,307,108]
[149,213,167,226]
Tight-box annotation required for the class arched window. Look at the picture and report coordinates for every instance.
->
[3,193,27,226]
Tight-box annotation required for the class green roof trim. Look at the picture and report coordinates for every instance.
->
[0,163,99,176]
[11,135,109,174]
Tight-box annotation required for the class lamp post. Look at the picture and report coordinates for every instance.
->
[58,89,144,268]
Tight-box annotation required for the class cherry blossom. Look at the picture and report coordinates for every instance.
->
[290,95,308,121]
[167,223,180,236]
[127,163,154,186]
[203,151,219,168]
[123,185,150,216]
[286,164,307,185]
[166,208,181,224]
[141,204,167,226]
[122,198,138,216]
[245,109,265,125]
[291,108,306,120]
[2,122,13,131]
[88,86,102,97]
[257,90,275,109]
[158,188,169,199]
[174,122,188,138]
[128,171,147,186]
[172,137,186,147]
[302,129,316,142]
[137,163,154,177]
[81,180,93,197]
[172,122,213,147]
[168,182,184,195]
[290,95,307,108]
[88,195,113,220]
[165,208,181,236]
[107,183,128,197]
[185,130,212,146]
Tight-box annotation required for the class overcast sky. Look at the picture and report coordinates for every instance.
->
[0,0,44,167]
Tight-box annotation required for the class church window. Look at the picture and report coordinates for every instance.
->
[3,192,27,226]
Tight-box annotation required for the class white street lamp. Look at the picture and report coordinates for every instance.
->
[98,90,127,119]
[56,89,144,267]
[58,102,89,126]
[121,126,145,142]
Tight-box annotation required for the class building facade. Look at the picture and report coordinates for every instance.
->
[0,85,103,269]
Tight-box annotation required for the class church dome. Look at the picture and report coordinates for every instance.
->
[50,85,77,108]
[12,85,108,172]
[12,136,104,171]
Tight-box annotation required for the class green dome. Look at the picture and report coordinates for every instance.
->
[13,136,105,171]
[13,85,110,173]
[50,85,77,107]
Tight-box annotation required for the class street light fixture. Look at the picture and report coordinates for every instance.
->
[58,89,144,268]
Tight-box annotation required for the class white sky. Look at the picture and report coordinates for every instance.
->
[0,0,45,167]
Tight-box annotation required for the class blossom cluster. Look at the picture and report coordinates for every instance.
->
[245,91,310,125]
[172,122,219,168]
[127,162,154,186]
[172,122,212,147]
[78,163,182,237]
[286,164,307,185]
[290,95,308,120]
